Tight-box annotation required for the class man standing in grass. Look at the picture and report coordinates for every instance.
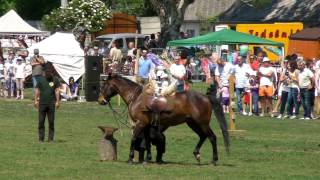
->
[34,70,60,142]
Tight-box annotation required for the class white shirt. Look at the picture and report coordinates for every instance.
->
[259,66,274,86]
[170,63,186,84]
[233,63,251,88]
[299,68,314,88]
[127,48,136,58]
[15,63,26,79]
[215,62,233,86]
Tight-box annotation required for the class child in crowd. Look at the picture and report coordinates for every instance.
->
[248,71,259,116]
[0,60,5,97]
[155,65,169,96]
[220,86,230,113]
[5,57,15,97]
[14,58,26,99]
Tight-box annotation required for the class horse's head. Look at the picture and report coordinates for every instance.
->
[98,74,118,105]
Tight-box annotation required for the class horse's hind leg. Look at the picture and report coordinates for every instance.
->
[203,126,218,165]
[186,120,207,163]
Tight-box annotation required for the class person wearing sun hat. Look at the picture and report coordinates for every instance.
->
[34,70,60,142]
[258,57,276,117]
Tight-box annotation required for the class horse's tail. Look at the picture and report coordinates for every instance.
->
[207,82,230,154]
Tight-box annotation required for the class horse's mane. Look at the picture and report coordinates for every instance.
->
[112,74,143,92]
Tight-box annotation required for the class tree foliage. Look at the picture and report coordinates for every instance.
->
[149,0,195,46]
[42,0,112,33]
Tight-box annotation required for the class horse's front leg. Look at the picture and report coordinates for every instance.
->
[128,121,146,164]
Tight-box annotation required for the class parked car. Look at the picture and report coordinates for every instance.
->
[94,33,146,56]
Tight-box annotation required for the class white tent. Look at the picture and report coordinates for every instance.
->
[0,10,49,36]
[27,32,85,84]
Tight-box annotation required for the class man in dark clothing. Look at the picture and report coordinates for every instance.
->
[34,71,60,142]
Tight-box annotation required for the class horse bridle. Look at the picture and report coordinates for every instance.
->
[105,86,140,129]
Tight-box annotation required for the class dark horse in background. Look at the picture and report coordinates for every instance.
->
[98,74,229,165]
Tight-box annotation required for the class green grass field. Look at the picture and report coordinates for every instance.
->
[1,87,320,180]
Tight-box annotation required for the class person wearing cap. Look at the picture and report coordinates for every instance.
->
[137,49,153,85]
[14,58,26,99]
[258,57,276,117]
[31,49,45,92]
[297,60,314,120]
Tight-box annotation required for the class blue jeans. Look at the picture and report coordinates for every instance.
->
[287,88,299,116]
[251,90,259,114]
[300,88,312,118]
[279,91,289,115]
[32,75,41,89]
[236,88,245,112]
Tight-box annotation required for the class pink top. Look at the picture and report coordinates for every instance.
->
[220,87,229,98]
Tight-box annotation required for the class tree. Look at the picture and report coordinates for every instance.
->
[149,0,195,47]
[42,0,111,33]
[0,0,16,16]
[15,0,60,20]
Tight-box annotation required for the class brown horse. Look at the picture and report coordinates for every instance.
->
[98,74,229,164]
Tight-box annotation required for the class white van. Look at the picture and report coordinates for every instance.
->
[95,33,146,56]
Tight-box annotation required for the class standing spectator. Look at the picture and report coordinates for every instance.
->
[148,34,158,49]
[31,49,45,93]
[0,59,5,97]
[4,57,16,97]
[14,58,26,99]
[286,60,300,119]
[127,42,136,59]
[258,57,275,117]
[137,50,153,85]
[34,70,60,142]
[143,36,150,50]
[315,65,320,116]
[248,71,259,115]
[298,60,314,120]
[276,59,290,119]
[109,42,122,72]
[215,58,233,89]
[249,55,259,71]
[233,56,251,115]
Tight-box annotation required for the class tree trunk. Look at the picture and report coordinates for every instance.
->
[149,0,195,47]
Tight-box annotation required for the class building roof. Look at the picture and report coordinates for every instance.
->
[218,0,320,26]
[184,0,235,21]
[289,28,320,40]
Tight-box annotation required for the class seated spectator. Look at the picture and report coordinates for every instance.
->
[67,77,79,101]
[59,81,69,101]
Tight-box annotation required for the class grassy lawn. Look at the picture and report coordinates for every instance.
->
[0,87,320,179]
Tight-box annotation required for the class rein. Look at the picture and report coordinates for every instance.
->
[105,86,141,134]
